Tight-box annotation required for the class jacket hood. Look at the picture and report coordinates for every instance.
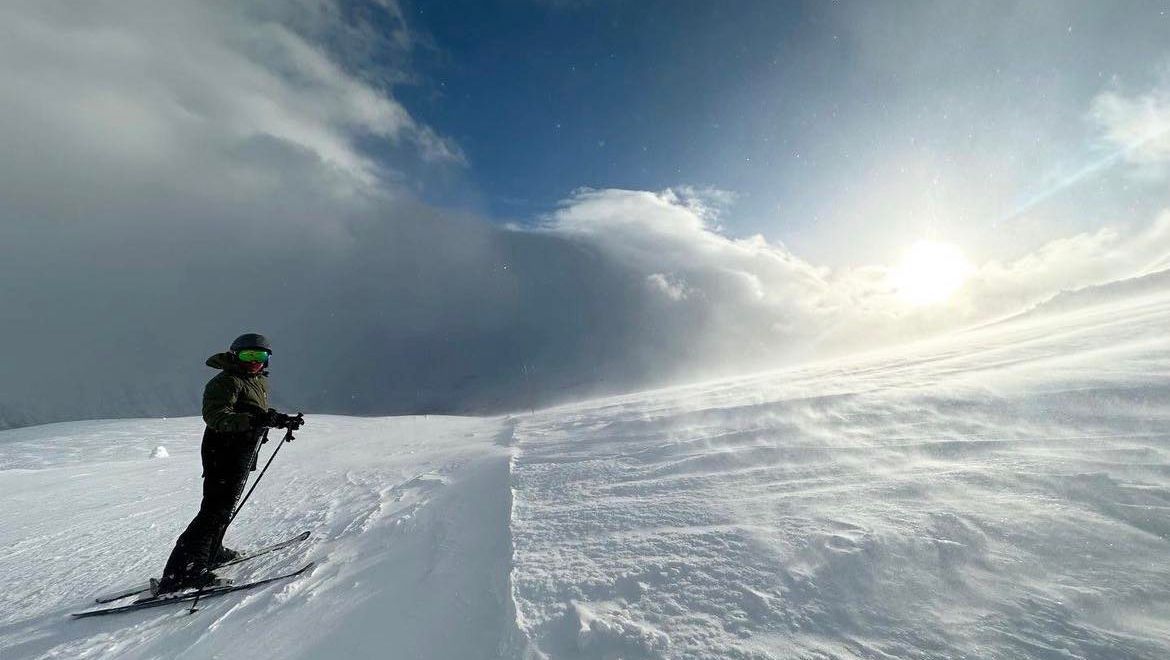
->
[206,352,267,376]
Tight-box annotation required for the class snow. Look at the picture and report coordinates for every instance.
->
[0,415,520,659]
[3,288,1170,658]
[508,290,1170,659]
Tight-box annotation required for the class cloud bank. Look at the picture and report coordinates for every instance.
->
[1,1,1168,429]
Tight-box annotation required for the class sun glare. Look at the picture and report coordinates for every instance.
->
[891,240,975,306]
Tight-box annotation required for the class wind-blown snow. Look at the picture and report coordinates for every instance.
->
[3,288,1170,658]
[507,290,1170,659]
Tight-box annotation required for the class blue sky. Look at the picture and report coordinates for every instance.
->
[392,0,1170,265]
[396,2,822,218]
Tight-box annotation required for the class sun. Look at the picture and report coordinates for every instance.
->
[891,240,974,306]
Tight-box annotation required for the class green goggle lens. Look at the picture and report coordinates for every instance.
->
[236,349,270,363]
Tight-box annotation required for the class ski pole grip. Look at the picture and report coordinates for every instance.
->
[284,413,304,441]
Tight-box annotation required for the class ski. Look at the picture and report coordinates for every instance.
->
[93,530,311,604]
[73,562,314,618]
[214,530,311,569]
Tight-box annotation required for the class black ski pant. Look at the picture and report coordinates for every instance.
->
[161,428,261,581]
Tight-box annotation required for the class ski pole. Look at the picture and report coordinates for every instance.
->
[228,415,303,526]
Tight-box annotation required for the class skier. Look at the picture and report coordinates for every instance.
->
[154,333,303,594]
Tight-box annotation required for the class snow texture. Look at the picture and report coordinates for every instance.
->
[3,287,1170,658]
[0,416,520,659]
[508,288,1170,659]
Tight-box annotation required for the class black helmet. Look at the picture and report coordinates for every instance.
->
[230,333,272,354]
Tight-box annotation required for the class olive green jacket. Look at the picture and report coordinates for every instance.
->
[202,352,269,433]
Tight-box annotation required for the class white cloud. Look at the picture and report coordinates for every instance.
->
[0,0,461,206]
[544,187,1170,361]
[544,188,832,304]
[969,211,1170,306]
[1091,82,1170,176]
[646,273,690,301]
[0,0,481,427]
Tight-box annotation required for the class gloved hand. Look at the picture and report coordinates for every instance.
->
[252,408,282,430]
[277,412,305,431]
[259,409,306,430]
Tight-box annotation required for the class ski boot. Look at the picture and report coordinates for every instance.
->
[150,570,230,598]
[214,546,241,564]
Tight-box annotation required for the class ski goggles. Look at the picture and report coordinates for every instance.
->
[236,349,270,363]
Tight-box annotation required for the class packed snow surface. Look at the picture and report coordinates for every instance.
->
[3,289,1170,658]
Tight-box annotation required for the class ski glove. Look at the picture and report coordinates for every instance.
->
[276,411,305,432]
[253,408,283,430]
[254,408,304,431]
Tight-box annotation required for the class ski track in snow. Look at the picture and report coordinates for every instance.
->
[1,292,1170,658]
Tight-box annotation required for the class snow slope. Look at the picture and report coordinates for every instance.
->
[507,288,1170,659]
[3,287,1170,659]
[0,415,521,659]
